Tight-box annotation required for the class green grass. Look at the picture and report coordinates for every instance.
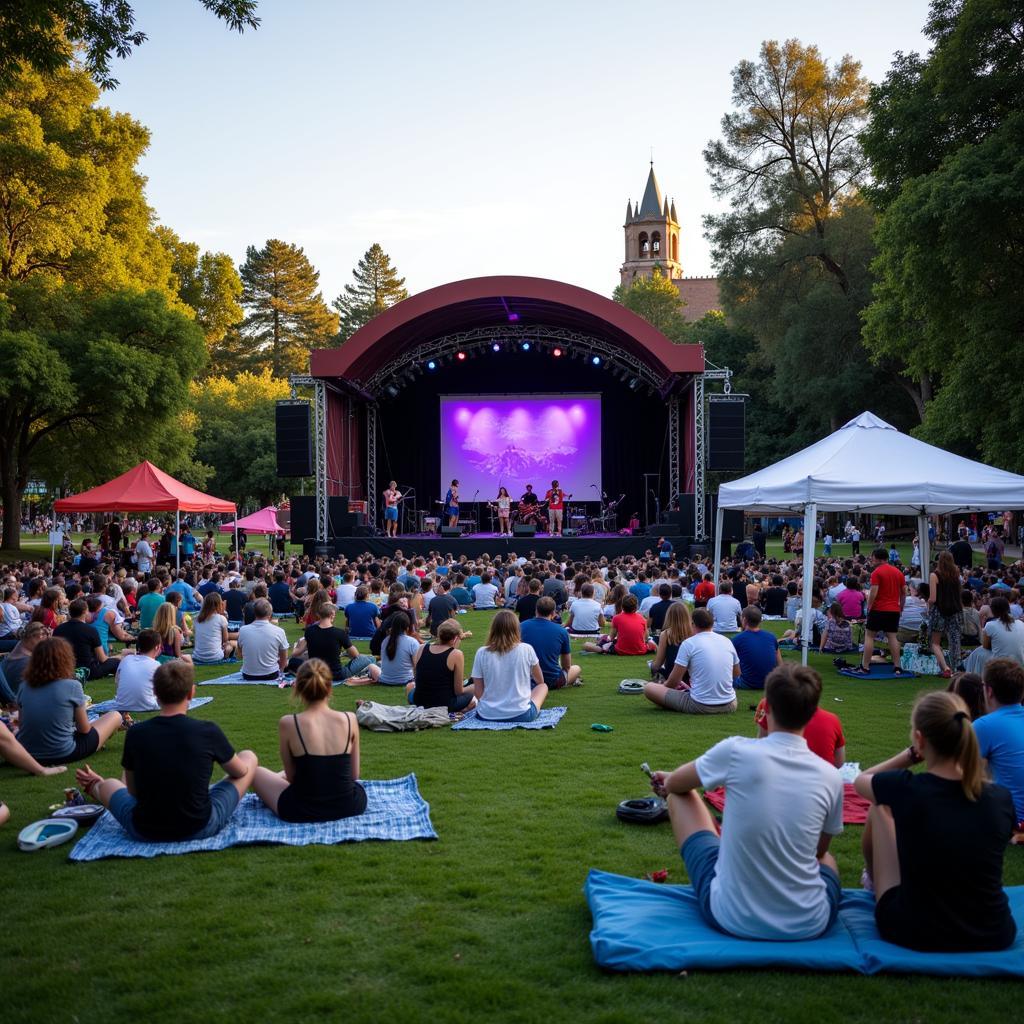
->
[1,613,1021,1023]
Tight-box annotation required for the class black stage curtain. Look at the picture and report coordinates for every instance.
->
[372,351,669,529]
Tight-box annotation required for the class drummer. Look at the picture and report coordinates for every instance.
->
[518,484,540,529]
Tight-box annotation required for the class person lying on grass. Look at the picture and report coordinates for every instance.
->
[581,594,656,656]
[406,618,476,712]
[75,660,257,842]
[649,663,843,940]
[251,658,366,822]
[854,689,1017,952]
[471,609,548,723]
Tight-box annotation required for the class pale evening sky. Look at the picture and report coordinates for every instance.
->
[108,0,931,302]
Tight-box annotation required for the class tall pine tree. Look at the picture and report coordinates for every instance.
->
[238,239,338,376]
[333,243,409,341]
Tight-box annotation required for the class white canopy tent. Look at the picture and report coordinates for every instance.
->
[714,412,1024,664]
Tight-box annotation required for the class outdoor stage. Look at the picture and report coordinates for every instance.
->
[320,532,698,561]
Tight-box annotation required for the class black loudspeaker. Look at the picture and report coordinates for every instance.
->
[328,496,350,536]
[441,525,462,537]
[314,543,333,558]
[653,504,696,535]
[289,495,316,546]
[707,399,746,471]
[275,401,313,477]
[513,523,537,537]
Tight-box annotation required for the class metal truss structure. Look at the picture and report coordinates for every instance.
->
[366,403,378,531]
[695,363,733,541]
[289,374,328,542]
[668,396,680,505]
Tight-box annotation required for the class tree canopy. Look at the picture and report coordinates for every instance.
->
[0,0,260,90]
[333,243,409,341]
[612,269,689,342]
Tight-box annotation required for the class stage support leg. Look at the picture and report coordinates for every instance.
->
[712,506,724,590]
[694,375,706,541]
[800,502,817,667]
[917,512,930,578]
[175,509,180,573]
[314,379,327,544]
[366,404,378,533]
[668,396,680,515]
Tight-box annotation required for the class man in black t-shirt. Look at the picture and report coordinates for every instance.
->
[54,598,120,679]
[646,584,675,635]
[224,578,248,623]
[427,581,459,635]
[516,578,543,623]
[761,575,789,617]
[948,537,974,570]
[75,660,257,842]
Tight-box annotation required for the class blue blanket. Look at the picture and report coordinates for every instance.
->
[838,665,918,680]
[200,670,293,686]
[87,696,213,720]
[68,774,436,861]
[451,706,567,731]
[585,869,1024,976]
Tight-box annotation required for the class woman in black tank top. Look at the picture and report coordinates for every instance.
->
[252,658,366,822]
[406,619,475,713]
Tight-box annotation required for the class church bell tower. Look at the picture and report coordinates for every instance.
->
[620,163,682,287]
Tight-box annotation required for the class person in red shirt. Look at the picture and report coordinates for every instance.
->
[755,699,846,767]
[543,480,572,537]
[694,573,717,607]
[582,594,655,655]
[856,548,908,675]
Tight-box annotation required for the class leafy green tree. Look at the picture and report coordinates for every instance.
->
[155,226,243,358]
[612,268,689,342]
[0,1,259,90]
[862,0,1024,468]
[238,239,339,377]
[333,243,409,341]
[0,285,208,550]
[190,370,301,504]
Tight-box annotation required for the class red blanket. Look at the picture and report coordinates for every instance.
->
[703,784,871,825]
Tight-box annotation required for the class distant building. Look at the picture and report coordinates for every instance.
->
[619,164,721,323]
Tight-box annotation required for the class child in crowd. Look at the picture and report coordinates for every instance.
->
[581,594,655,655]
[819,603,853,654]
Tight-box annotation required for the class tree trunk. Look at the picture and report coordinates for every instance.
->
[1,461,22,552]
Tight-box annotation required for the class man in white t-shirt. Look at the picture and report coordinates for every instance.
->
[113,630,161,711]
[566,583,605,633]
[336,572,358,608]
[472,573,502,610]
[135,531,154,574]
[644,608,739,714]
[650,662,844,941]
[236,599,289,680]
[707,581,742,632]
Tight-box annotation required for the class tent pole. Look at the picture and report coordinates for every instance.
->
[800,503,817,667]
[917,512,930,580]
[713,506,725,590]
[175,509,180,572]
[234,516,238,567]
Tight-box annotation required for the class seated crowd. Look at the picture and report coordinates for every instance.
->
[0,523,1022,957]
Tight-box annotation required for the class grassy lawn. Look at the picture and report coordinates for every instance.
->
[1,608,1020,1023]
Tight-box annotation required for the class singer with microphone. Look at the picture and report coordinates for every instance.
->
[382,481,402,538]
[544,480,572,538]
[443,480,460,529]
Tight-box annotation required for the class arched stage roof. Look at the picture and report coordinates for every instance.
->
[310,275,704,394]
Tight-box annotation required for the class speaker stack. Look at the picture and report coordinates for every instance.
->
[275,401,313,477]
[513,523,537,537]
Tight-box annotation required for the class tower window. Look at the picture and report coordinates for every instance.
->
[671,233,678,261]
[638,232,649,257]
[651,231,661,254]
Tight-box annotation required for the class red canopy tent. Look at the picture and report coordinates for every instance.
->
[53,461,236,570]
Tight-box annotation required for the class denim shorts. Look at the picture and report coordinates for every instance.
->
[477,702,539,724]
[681,830,841,935]
[109,778,240,842]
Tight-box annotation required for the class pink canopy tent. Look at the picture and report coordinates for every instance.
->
[219,506,283,533]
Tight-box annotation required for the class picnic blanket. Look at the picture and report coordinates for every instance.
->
[200,670,293,686]
[68,774,436,861]
[87,696,213,720]
[585,869,1024,976]
[703,783,871,825]
[779,641,863,653]
[191,657,238,667]
[451,706,568,731]
[838,665,918,680]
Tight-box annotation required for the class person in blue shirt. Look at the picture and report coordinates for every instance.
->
[730,606,782,690]
[974,658,1024,825]
[345,587,381,639]
[165,574,202,613]
[465,569,482,591]
[520,596,581,689]
[443,479,460,529]
[629,573,651,603]
[181,528,197,559]
[450,574,473,607]
[658,537,673,565]
[268,572,294,615]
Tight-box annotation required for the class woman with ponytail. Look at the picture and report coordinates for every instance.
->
[854,691,1017,951]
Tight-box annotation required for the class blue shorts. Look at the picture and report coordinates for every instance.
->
[681,830,841,936]
[385,506,398,522]
[108,778,240,843]
[477,702,539,723]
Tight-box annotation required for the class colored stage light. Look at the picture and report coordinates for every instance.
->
[552,347,562,357]
[492,343,500,352]
[591,355,601,365]
[522,342,531,351]
[427,360,436,370]
[457,351,466,361]
[508,313,519,322]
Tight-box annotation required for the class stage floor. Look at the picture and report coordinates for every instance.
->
[323,532,698,561]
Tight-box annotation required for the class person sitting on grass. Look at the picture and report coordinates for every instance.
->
[237,599,289,681]
[376,611,421,688]
[730,606,782,689]
[153,602,191,665]
[520,596,582,689]
[854,548,907,675]
[819,602,854,654]
[137,577,165,630]
[649,602,693,681]
[643,608,738,715]
[645,583,675,636]
[973,658,1024,829]
[406,618,475,712]
[854,690,1017,952]
[113,629,162,711]
[472,571,503,610]
[288,603,379,684]
[345,585,382,639]
[75,660,258,842]
[707,580,742,633]
[54,598,121,680]
[0,718,68,776]
[16,637,123,766]
[425,579,458,637]
[250,658,366,822]
[649,663,843,940]
[566,583,604,635]
[582,594,655,656]
[193,592,237,664]
[947,671,986,721]
[470,609,548,723]
[753,694,846,768]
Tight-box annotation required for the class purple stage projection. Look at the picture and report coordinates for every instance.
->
[440,395,602,498]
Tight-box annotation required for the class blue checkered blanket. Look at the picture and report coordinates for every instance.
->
[200,670,293,686]
[87,696,213,720]
[452,706,567,731]
[68,774,436,861]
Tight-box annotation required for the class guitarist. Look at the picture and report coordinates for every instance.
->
[544,480,572,538]
[382,481,402,538]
